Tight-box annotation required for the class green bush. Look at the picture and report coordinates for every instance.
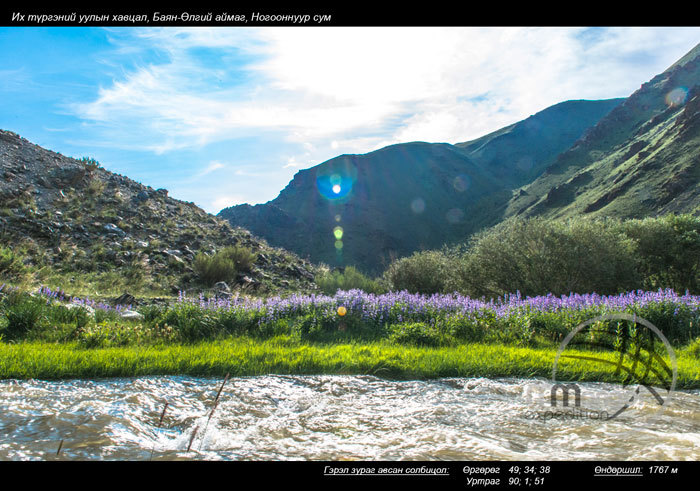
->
[456,217,640,298]
[388,322,447,347]
[379,214,700,297]
[383,250,458,294]
[316,266,386,294]
[0,245,28,281]
[79,156,101,169]
[683,337,700,358]
[1,293,47,338]
[193,245,257,287]
[619,214,700,293]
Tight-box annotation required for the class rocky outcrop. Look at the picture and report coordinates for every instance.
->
[0,130,319,293]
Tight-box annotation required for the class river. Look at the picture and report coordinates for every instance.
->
[0,375,698,460]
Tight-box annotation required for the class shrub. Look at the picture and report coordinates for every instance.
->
[683,337,700,359]
[619,214,700,293]
[79,156,101,169]
[316,266,386,295]
[2,294,46,338]
[383,250,458,294]
[456,217,640,298]
[0,246,28,281]
[388,322,447,347]
[193,245,257,286]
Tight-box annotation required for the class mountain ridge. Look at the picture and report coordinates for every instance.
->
[506,42,700,221]
[219,98,623,273]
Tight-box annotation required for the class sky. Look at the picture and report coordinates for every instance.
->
[1,26,699,213]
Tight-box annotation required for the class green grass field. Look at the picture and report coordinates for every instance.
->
[1,336,698,387]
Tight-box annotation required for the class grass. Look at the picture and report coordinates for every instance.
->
[1,285,698,385]
[0,336,697,387]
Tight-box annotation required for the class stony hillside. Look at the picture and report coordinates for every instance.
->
[506,42,700,220]
[0,130,318,296]
[219,99,621,274]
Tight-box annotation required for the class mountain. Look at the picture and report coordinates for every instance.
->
[0,130,318,295]
[219,99,622,273]
[456,99,625,187]
[506,42,700,220]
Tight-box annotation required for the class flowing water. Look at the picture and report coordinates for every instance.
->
[0,375,698,461]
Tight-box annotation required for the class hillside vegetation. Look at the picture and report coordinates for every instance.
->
[378,214,700,298]
[0,130,318,299]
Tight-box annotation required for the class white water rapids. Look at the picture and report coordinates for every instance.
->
[0,376,698,460]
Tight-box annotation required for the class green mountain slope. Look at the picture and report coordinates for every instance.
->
[456,99,624,187]
[506,42,700,220]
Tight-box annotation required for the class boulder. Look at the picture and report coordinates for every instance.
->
[119,309,144,321]
[213,281,231,293]
[114,292,136,307]
[104,223,126,236]
[65,302,95,315]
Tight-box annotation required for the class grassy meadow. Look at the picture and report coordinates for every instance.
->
[0,284,698,386]
[2,215,700,384]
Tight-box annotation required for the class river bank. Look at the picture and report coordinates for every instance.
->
[1,337,698,387]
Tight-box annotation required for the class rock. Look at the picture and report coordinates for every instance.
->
[104,223,125,236]
[161,250,184,263]
[66,302,95,315]
[295,265,314,280]
[238,275,261,290]
[213,281,230,293]
[119,309,144,321]
[50,165,86,187]
[135,190,150,202]
[114,292,136,306]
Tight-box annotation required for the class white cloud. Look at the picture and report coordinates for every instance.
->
[283,156,305,169]
[198,160,226,177]
[73,27,700,158]
[211,194,245,212]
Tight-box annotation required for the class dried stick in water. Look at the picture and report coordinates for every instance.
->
[198,372,230,452]
[186,425,199,453]
[149,402,169,461]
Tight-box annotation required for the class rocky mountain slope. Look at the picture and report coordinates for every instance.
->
[0,130,318,295]
[506,42,700,220]
[219,99,622,273]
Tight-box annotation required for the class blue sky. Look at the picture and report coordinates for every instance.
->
[1,27,699,213]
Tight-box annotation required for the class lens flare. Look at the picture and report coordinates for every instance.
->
[316,160,357,201]
[334,240,343,250]
[453,174,471,192]
[335,214,341,222]
[665,87,688,107]
[333,226,344,240]
[446,208,464,224]
[410,198,425,214]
